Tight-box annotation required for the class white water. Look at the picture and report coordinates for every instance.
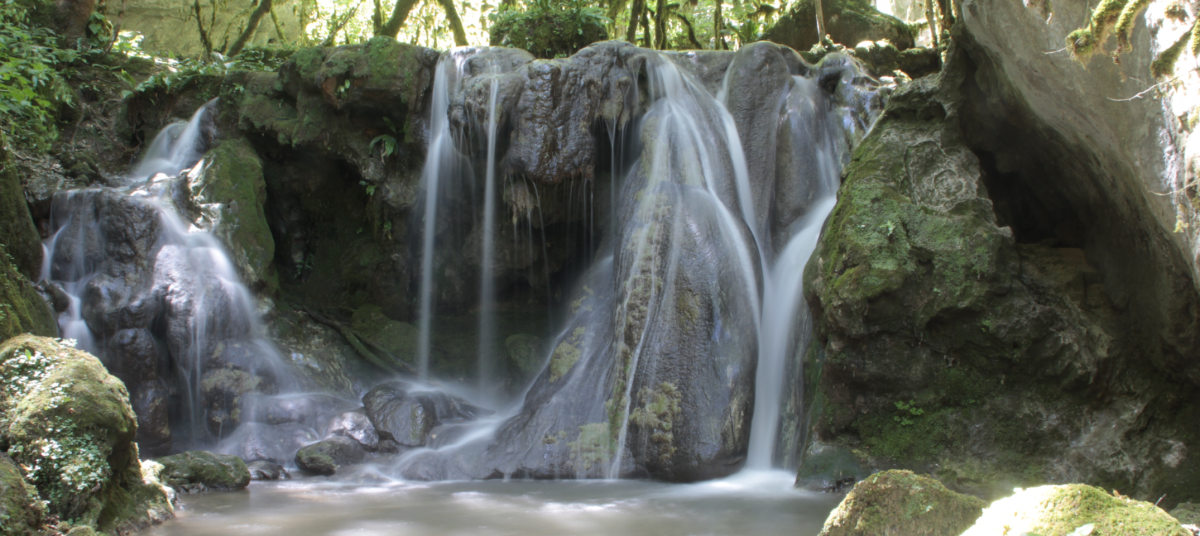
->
[415,54,461,379]
[476,57,502,403]
[744,73,866,468]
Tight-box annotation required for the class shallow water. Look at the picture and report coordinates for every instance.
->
[147,470,840,536]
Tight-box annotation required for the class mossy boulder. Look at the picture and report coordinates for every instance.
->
[294,436,364,475]
[819,470,985,536]
[0,452,43,535]
[960,484,1191,536]
[489,8,608,59]
[0,335,172,532]
[762,0,915,52]
[188,137,277,293]
[505,333,542,377]
[1171,502,1200,525]
[0,244,57,342]
[156,451,251,492]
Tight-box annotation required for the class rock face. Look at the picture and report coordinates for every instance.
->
[156,451,251,492]
[0,245,57,342]
[798,0,1200,505]
[0,139,43,280]
[294,436,365,475]
[819,470,985,536]
[0,335,173,533]
[363,383,441,447]
[763,0,916,53]
[960,484,1191,536]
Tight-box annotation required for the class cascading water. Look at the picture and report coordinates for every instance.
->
[39,99,294,452]
[744,74,847,469]
[477,57,503,403]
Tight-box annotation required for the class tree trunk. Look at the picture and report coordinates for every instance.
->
[925,0,938,48]
[626,0,644,43]
[193,0,213,56]
[437,0,469,46]
[714,0,726,50]
[641,9,652,47]
[676,12,702,49]
[654,0,667,49]
[227,0,273,57]
[270,5,287,41]
[379,0,421,38]
[372,0,384,35]
[814,0,825,45]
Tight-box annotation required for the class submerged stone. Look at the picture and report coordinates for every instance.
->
[247,460,288,481]
[156,451,251,492]
[819,470,985,536]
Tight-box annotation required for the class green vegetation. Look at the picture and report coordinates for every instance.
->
[488,0,609,58]
[0,0,75,149]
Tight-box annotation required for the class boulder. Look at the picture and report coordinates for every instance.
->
[0,335,173,532]
[0,452,43,536]
[156,451,251,492]
[362,383,438,447]
[294,436,365,475]
[213,421,320,465]
[350,305,419,365]
[819,470,985,536]
[960,484,1190,536]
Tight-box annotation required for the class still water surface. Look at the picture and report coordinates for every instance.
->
[146,470,840,536]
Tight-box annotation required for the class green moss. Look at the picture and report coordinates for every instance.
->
[191,138,276,293]
[350,304,419,365]
[569,422,615,469]
[0,452,43,536]
[549,327,585,382]
[0,140,42,280]
[820,470,985,536]
[629,382,681,464]
[964,484,1191,536]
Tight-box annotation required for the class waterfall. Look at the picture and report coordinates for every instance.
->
[40,99,293,450]
[477,57,503,403]
[744,74,846,469]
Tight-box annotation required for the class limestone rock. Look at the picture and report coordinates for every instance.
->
[819,470,985,536]
[156,451,251,492]
[960,485,1190,536]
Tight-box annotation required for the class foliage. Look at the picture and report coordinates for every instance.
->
[0,0,74,149]
[126,47,293,99]
[488,0,609,58]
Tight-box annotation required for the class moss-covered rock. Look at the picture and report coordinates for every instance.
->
[505,333,542,377]
[0,139,43,281]
[762,0,915,52]
[819,470,985,536]
[0,244,57,343]
[489,9,608,59]
[0,335,172,531]
[1172,502,1200,525]
[188,137,277,293]
[961,484,1191,536]
[800,63,1200,502]
[156,451,251,492]
[0,452,43,535]
[294,436,364,475]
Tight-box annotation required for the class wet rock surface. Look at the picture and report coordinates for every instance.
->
[246,460,288,480]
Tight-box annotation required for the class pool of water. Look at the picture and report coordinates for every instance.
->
[146,470,841,536]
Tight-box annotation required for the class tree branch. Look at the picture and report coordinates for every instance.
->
[437,0,469,46]
[379,0,421,38]
[228,0,274,57]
